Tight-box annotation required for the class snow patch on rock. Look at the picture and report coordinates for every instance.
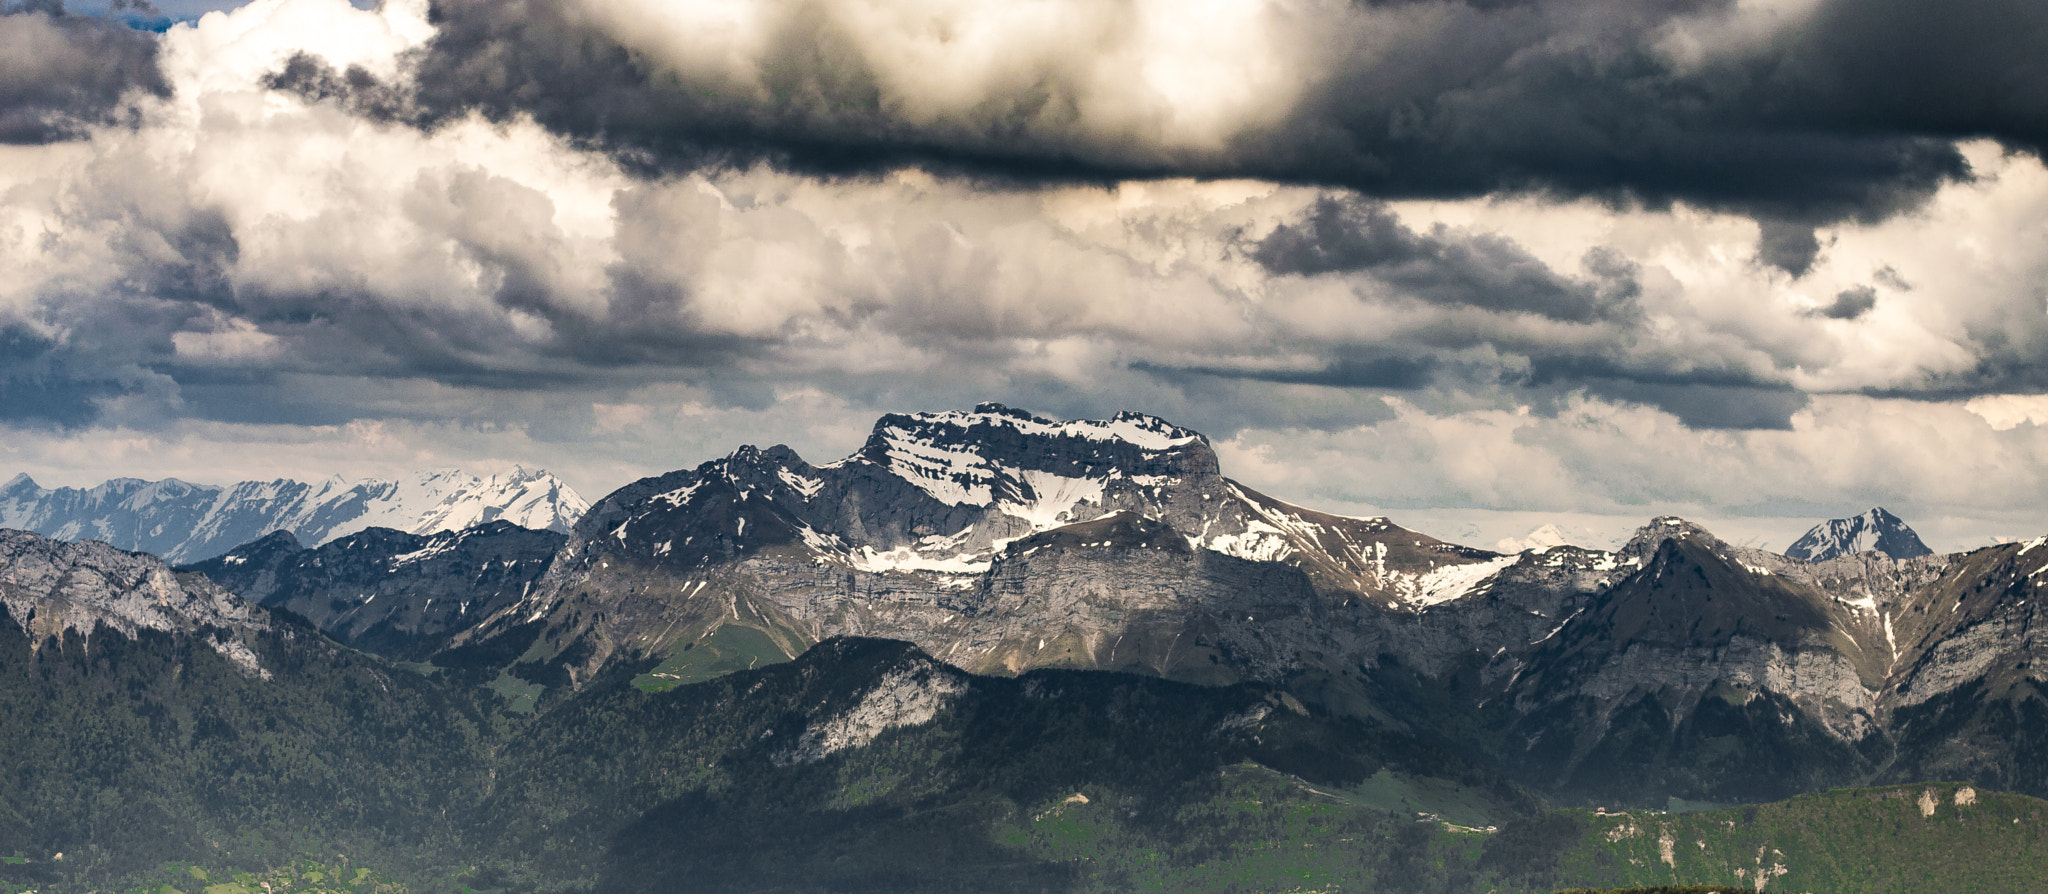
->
[1410,555,1520,607]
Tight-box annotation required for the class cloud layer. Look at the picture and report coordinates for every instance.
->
[393,0,2048,226]
[3,0,2048,545]
[0,4,167,142]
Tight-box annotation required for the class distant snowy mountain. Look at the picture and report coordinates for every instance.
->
[0,467,588,563]
[1785,507,1934,561]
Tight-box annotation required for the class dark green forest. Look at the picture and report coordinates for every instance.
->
[2,609,2043,894]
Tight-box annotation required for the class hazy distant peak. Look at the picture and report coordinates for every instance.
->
[1786,507,1933,561]
[1623,516,1727,551]
[0,468,588,563]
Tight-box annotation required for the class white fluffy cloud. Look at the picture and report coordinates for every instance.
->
[577,0,1310,154]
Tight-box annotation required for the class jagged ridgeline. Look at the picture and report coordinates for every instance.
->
[7,581,2048,893]
[182,522,565,662]
[12,404,2048,892]
[0,467,587,564]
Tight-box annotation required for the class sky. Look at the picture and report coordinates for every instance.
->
[3,0,2048,553]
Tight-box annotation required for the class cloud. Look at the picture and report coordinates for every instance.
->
[1756,218,1825,277]
[0,3,168,143]
[1964,394,2048,431]
[1575,381,1811,431]
[1780,0,2048,154]
[0,324,133,427]
[1810,284,1878,320]
[1145,356,1439,391]
[378,0,2045,233]
[1249,196,1640,323]
[1214,393,2048,541]
[8,0,2048,546]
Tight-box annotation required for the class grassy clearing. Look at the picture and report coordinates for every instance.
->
[631,625,792,691]
[482,673,543,714]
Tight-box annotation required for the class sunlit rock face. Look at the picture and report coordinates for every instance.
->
[0,529,270,678]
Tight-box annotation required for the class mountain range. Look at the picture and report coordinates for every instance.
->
[140,404,2048,807]
[6,403,2048,892]
[0,466,587,563]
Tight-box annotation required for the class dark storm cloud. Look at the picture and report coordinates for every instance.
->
[369,0,2034,230]
[0,3,168,143]
[1810,285,1878,320]
[1582,382,1809,430]
[1519,354,1813,429]
[1252,0,1969,221]
[395,0,1145,181]
[1141,345,1812,431]
[1250,196,1639,322]
[0,326,126,427]
[262,52,417,122]
[1135,356,1440,391]
[1783,0,2048,155]
[1756,219,1825,277]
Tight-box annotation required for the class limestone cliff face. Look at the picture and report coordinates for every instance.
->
[537,404,1495,609]
[0,529,269,677]
[1479,520,1903,802]
[1456,519,2048,804]
[476,511,1345,690]
[1879,540,2048,705]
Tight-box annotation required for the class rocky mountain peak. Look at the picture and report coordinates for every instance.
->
[1615,516,1731,567]
[483,404,1538,691]
[1786,507,1934,561]
[0,529,270,677]
[852,404,1217,507]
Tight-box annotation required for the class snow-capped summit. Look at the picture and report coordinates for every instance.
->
[1784,507,1933,562]
[0,467,588,563]
[550,403,1498,618]
[327,466,589,541]
[851,402,1215,516]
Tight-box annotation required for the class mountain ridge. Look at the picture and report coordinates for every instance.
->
[0,466,588,563]
[179,521,565,661]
